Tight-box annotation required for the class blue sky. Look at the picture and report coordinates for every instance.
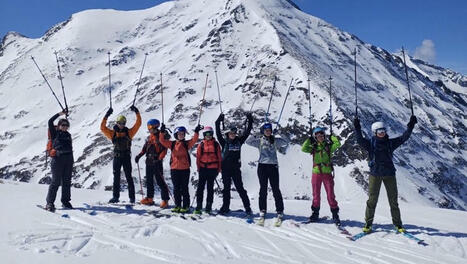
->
[1,0,466,74]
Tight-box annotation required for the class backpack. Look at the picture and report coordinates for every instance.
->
[112,127,131,152]
[46,126,57,158]
[170,140,191,166]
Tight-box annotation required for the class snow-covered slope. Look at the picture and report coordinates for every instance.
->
[0,0,465,210]
[1,180,467,263]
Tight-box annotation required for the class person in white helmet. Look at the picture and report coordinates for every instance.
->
[354,115,417,233]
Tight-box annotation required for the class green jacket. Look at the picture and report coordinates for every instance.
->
[301,136,341,174]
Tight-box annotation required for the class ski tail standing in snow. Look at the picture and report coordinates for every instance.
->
[354,115,417,233]
[45,110,74,212]
[301,127,341,224]
[194,126,222,214]
[159,124,201,213]
[215,112,254,215]
[135,119,170,207]
[101,106,142,204]
[246,123,288,224]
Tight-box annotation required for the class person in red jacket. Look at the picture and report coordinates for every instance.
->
[159,123,201,213]
[194,126,222,214]
[135,119,170,207]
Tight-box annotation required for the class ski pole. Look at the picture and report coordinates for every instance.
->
[329,76,333,136]
[197,73,209,126]
[401,47,414,116]
[160,72,165,123]
[214,69,225,130]
[54,51,68,116]
[307,77,312,132]
[276,78,294,128]
[265,76,277,123]
[31,56,65,111]
[136,162,145,200]
[108,52,112,109]
[132,53,148,106]
[354,47,358,118]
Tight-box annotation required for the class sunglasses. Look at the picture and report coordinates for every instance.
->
[147,124,159,130]
[204,132,213,137]
[376,129,386,134]
[60,124,70,128]
[117,122,126,126]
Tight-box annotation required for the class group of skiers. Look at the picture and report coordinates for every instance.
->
[44,105,417,233]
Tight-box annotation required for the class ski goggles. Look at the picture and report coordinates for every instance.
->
[117,121,126,126]
[376,128,386,134]
[314,131,325,135]
[203,131,213,137]
[147,124,159,130]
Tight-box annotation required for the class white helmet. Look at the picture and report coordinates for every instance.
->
[371,121,386,134]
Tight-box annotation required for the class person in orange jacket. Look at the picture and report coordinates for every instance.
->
[135,119,170,207]
[101,106,142,204]
[159,123,201,213]
[194,126,222,214]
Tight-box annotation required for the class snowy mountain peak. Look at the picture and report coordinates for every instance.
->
[0,0,466,210]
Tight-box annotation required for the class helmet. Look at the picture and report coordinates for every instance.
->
[174,126,187,138]
[228,126,238,134]
[203,126,214,137]
[260,123,273,134]
[312,126,326,136]
[116,115,127,124]
[147,119,160,129]
[371,121,386,134]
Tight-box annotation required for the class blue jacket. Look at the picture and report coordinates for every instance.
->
[355,127,413,177]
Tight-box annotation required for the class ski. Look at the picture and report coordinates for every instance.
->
[301,216,329,225]
[82,203,97,216]
[348,231,371,241]
[335,224,353,237]
[396,230,428,246]
[36,204,70,218]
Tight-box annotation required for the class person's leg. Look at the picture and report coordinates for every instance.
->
[154,162,170,201]
[46,158,62,205]
[122,155,135,202]
[112,156,123,200]
[181,170,191,209]
[257,164,269,213]
[322,173,338,209]
[311,173,324,216]
[60,156,73,204]
[231,167,251,211]
[365,175,383,226]
[220,167,232,211]
[196,168,208,210]
[268,164,284,213]
[146,164,155,199]
[171,170,181,208]
[383,176,402,227]
[205,169,217,211]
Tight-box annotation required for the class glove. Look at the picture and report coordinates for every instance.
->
[246,112,253,121]
[194,124,202,133]
[60,109,69,116]
[407,115,417,129]
[135,154,143,163]
[105,107,113,118]
[160,123,166,133]
[353,118,361,131]
[130,105,139,113]
[216,113,225,122]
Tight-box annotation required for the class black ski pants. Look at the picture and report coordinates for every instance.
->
[146,161,170,200]
[46,154,73,205]
[112,153,135,201]
[221,164,251,210]
[257,163,284,213]
[171,169,190,209]
[196,168,218,210]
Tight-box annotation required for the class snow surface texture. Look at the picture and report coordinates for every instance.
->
[2,180,467,263]
[0,0,466,212]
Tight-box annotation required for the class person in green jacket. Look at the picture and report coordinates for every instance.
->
[302,126,341,224]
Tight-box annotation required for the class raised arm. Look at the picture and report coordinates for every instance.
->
[128,109,142,139]
[215,114,226,147]
[390,115,417,150]
[48,113,61,139]
[354,118,370,152]
[301,138,315,153]
[330,135,341,153]
[240,113,254,144]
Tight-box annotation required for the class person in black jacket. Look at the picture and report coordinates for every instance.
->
[215,112,253,215]
[354,115,417,233]
[45,110,74,212]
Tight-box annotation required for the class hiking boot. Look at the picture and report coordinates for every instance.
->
[45,203,55,212]
[62,201,73,209]
[363,224,372,233]
[309,206,319,222]
[194,209,202,215]
[160,200,169,209]
[171,207,181,213]
[218,207,230,215]
[179,207,189,213]
[140,197,154,205]
[108,197,119,203]
[331,208,340,225]
[395,225,406,233]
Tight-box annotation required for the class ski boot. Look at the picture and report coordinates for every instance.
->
[274,212,284,227]
[108,197,119,204]
[395,225,406,233]
[179,207,189,213]
[218,206,230,215]
[45,203,56,212]
[140,197,154,205]
[194,207,202,215]
[245,207,253,216]
[257,210,266,226]
[309,206,320,222]
[62,201,73,209]
[160,200,169,209]
[171,206,181,213]
[331,207,341,226]
[362,223,372,233]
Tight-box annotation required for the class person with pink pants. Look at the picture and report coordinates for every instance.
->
[302,126,341,224]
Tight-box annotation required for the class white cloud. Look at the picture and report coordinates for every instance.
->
[414,39,436,63]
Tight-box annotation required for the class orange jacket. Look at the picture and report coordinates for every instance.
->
[100,112,142,140]
[196,139,222,172]
[138,133,167,160]
[159,131,199,170]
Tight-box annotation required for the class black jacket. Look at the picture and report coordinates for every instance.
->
[49,113,73,156]
[215,117,253,168]
[355,126,413,177]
